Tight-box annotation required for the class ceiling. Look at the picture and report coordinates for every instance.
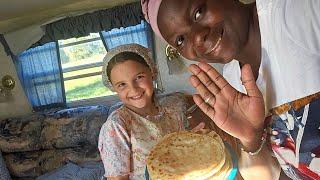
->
[0,0,137,34]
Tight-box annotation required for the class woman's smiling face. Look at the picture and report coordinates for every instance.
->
[157,0,250,64]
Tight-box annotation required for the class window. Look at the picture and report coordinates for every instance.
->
[16,21,154,109]
[58,33,114,102]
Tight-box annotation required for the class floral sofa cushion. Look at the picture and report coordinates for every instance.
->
[0,150,11,180]
[36,161,104,180]
[0,105,110,178]
[41,106,109,149]
[4,146,100,177]
[0,114,45,152]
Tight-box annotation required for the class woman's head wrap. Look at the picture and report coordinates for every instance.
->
[141,0,164,41]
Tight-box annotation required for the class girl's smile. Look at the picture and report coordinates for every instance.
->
[110,59,155,114]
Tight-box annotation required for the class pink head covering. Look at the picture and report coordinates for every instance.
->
[141,0,164,41]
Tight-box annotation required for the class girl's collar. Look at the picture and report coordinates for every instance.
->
[123,95,165,120]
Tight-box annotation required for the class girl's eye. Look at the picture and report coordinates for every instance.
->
[136,75,145,80]
[118,83,126,88]
[194,8,202,21]
[176,35,184,47]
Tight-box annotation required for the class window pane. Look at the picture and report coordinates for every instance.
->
[58,33,110,102]
[59,41,106,69]
[63,75,115,102]
[63,66,102,79]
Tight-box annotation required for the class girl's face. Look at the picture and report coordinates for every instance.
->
[110,60,154,110]
[157,0,249,64]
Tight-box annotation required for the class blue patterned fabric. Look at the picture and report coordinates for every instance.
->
[0,151,11,180]
[107,102,123,117]
[49,105,109,119]
[0,105,110,178]
[36,161,104,180]
[101,20,153,50]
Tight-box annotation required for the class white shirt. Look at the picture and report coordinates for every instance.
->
[223,0,320,111]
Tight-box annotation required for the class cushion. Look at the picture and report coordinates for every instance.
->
[41,106,108,149]
[0,151,11,180]
[4,146,100,178]
[0,114,45,153]
[107,102,123,117]
[36,161,104,180]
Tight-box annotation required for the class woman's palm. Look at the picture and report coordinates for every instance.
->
[189,63,265,143]
[214,85,265,142]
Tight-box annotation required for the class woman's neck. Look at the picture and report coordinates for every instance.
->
[235,3,261,80]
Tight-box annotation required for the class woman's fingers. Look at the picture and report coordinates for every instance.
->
[189,64,220,95]
[193,94,216,121]
[240,64,263,98]
[197,62,229,92]
[189,75,216,107]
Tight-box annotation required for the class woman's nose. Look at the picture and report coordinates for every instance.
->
[191,26,210,56]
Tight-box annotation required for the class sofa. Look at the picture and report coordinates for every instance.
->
[0,103,122,179]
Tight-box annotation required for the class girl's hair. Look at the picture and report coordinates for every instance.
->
[106,52,150,83]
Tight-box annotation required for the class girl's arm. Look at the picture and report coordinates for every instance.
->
[98,112,131,179]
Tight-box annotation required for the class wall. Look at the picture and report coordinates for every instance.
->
[153,36,224,95]
[0,44,33,119]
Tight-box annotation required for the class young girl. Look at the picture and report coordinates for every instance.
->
[141,0,320,179]
[98,44,232,180]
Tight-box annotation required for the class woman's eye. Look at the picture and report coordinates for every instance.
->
[194,8,202,21]
[176,36,184,47]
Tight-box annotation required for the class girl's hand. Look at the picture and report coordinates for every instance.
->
[188,62,265,151]
[191,122,205,132]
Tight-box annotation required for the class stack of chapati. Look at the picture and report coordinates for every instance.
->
[147,130,233,180]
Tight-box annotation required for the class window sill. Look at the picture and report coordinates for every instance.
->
[67,95,119,108]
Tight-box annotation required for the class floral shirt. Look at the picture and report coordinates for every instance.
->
[98,93,188,179]
[270,98,320,179]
